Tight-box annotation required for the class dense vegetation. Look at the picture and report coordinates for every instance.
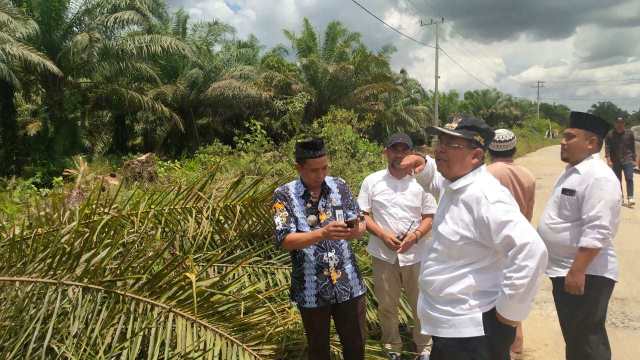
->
[2,0,612,183]
[1,0,638,358]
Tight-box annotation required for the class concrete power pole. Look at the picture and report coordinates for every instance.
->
[532,80,550,136]
[421,18,445,129]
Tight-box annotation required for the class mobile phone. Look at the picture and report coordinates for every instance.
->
[345,218,357,228]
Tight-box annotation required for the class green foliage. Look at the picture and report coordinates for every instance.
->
[312,108,386,189]
[0,172,299,359]
[512,115,561,158]
[588,101,630,124]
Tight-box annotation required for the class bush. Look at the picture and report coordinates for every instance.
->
[511,116,561,158]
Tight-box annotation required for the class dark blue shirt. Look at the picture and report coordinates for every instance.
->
[272,176,366,308]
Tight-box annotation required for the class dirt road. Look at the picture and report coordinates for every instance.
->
[515,145,640,359]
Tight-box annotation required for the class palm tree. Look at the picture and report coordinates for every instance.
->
[284,18,414,138]
[0,171,299,358]
[284,18,364,122]
[353,67,430,142]
[0,0,62,176]
[152,11,274,155]
[461,89,526,128]
[21,0,189,157]
[74,1,189,154]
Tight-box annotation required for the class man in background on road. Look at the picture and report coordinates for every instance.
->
[605,116,636,206]
[538,111,621,360]
[358,133,437,360]
[487,129,536,360]
[400,117,548,360]
[272,138,368,360]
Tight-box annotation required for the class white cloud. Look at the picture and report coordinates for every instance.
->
[167,0,640,112]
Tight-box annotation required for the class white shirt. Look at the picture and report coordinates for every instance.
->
[358,169,438,266]
[538,153,621,281]
[414,156,548,338]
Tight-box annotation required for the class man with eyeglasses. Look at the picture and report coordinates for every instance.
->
[358,133,437,360]
[399,117,548,360]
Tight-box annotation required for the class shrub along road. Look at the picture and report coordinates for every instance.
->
[517,145,640,359]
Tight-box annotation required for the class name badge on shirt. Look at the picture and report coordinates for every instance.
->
[561,188,576,196]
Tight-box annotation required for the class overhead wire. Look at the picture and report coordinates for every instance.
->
[349,0,435,48]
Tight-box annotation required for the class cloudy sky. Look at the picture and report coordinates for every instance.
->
[167,0,640,112]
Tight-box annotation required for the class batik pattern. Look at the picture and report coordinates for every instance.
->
[272,176,366,308]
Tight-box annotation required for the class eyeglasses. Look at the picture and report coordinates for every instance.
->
[436,141,475,151]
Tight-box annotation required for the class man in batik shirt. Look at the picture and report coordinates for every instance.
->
[272,138,368,360]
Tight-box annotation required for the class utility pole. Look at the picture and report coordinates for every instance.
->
[533,81,544,122]
[532,80,550,137]
[421,17,444,129]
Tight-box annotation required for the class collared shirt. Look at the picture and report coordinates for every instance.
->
[605,129,636,164]
[487,159,536,221]
[357,169,437,266]
[414,156,548,338]
[538,153,621,281]
[272,176,366,308]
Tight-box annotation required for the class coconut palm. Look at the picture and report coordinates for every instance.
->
[0,0,61,176]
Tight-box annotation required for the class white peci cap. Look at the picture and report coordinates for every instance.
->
[488,129,516,152]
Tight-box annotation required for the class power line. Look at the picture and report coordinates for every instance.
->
[439,46,493,89]
[400,1,499,91]
[545,78,640,84]
[541,96,638,102]
[349,0,435,48]
[404,0,499,70]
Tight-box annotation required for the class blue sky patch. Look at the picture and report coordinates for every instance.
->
[224,0,241,13]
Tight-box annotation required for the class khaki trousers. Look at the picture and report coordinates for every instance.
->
[372,256,431,354]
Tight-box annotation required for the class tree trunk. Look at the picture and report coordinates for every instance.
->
[109,113,129,154]
[0,81,18,176]
[185,109,200,153]
[43,74,80,156]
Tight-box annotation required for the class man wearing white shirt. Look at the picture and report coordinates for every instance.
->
[400,117,548,360]
[538,111,620,360]
[358,133,437,360]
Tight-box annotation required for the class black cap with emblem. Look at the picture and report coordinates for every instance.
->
[428,116,495,149]
[295,138,327,163]
[568,111,611,140]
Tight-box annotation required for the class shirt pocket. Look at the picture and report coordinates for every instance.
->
[556,193,580,220]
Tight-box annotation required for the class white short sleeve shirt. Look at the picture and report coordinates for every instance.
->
[538,154,621,281]
[358,169,437,266]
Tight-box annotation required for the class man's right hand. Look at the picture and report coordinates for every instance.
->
[321,221,351,240]
[381,231,402,251]
[606,158,613,167]
[400,154,427,175]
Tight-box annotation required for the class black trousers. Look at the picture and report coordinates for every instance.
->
[552,275,615,360]
[429,308,516,360]
[298,294,367,360]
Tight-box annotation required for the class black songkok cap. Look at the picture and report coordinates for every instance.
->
[295,138,327,162]
[429,116,495,149]
[569,111,611,139]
